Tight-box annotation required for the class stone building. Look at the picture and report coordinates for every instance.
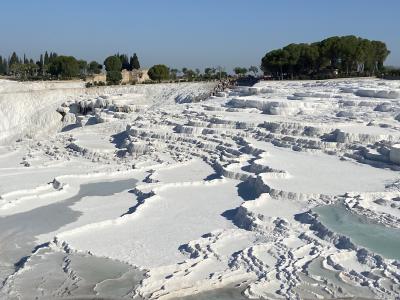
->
[121,69,150,84]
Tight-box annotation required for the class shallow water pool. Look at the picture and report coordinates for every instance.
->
[314,205,400,260]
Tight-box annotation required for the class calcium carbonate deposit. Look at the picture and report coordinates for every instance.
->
[1,78,400,299]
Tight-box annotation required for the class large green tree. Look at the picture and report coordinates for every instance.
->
[48,56,80,79]
[148,64,169,82]
[78,59,88,76]
[261,49,288,79]
[283,44,301,78]
[261,35,390,79]
[104,56,122,85]
[88,61,102,74]
[104,56,122,72]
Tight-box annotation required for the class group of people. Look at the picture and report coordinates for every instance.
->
[211,79,233,96]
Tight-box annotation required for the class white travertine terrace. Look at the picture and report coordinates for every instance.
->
[1,78,400,299]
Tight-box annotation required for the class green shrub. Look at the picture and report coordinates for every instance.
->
[106,71,122,85]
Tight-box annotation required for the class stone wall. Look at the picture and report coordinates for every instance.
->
[132,69,150,83]
[121,70,131,84]
[88,69,149,85]
[120,69,150,84]
[89,73,106,83]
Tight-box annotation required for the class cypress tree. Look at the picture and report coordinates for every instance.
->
[10,52,19,67]
[0,56,5,75]
[4,58,9,74]
[118,54,129,70]
[130,53,140,70]
[129,56,133,71]
[44,51,49,65]
[3,58,8,74]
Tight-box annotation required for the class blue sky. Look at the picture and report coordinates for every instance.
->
[1,0,399,71]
